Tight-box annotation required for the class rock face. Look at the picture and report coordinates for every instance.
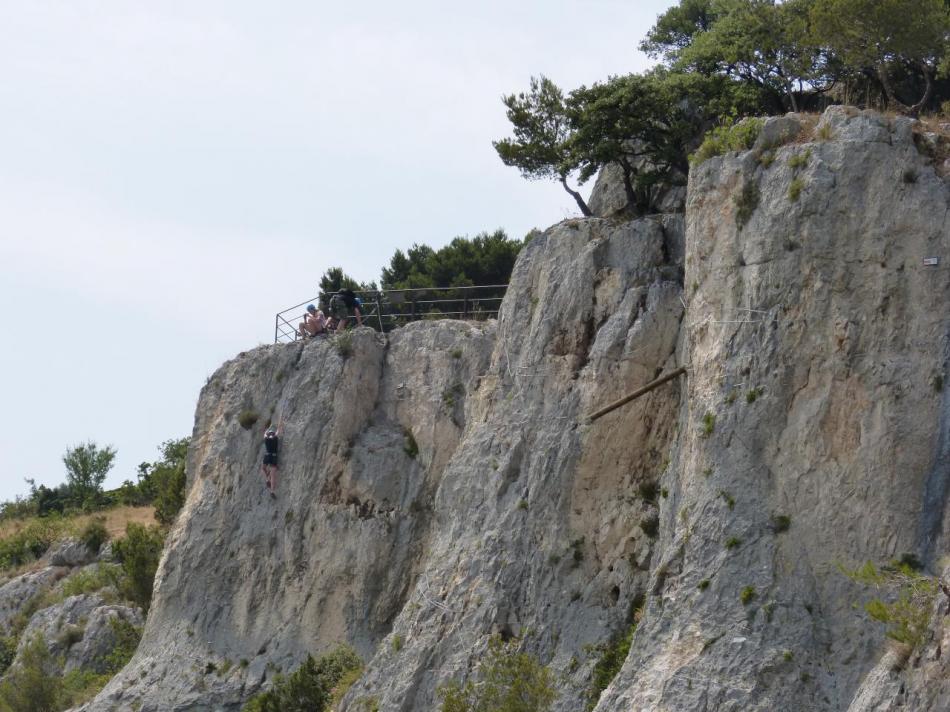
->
[0,566,68,634]
[79,106,950,712]
[597,106,950,711]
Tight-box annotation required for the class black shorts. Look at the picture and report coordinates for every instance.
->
[263,453,278,467]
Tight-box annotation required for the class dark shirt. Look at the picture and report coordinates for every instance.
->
[264,434,279,455]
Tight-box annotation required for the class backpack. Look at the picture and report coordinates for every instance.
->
[338,289,357,309]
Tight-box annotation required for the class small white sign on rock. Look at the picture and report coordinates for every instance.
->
[924,257,939,266]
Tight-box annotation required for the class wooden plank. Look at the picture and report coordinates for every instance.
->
[588,366,687,422]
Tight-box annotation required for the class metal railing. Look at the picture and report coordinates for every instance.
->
[274,284,508,343]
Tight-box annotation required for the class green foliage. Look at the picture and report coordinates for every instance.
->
[697,579,711,591]
[811,0,950,114]
[718,490,736,510]
[740,586,757,605]
[403,429,419,459]
[62,442,116,508]
[0,635,16,676]
[565,71,696,214]
[842,560,939,648]
[0,636,62,712]
[788,177,805,202]
[639,514,660,539]
[0,516,69,571]
[640,0,721,64]
[770,514,792,533]
[392,634,404,653]
[788,150,811,169]
[700,411,716,437]
[112,523,165,612]
[59,563,122,599]
[492,76,588,213]
[438,636,558,712]
[637,481,659,503]
[317,267,377,313]
[734,180,760,230]
[691,119,763,165]
[242,646,363,712]
[745,387,763,403]
[725,536,742,550]
[380,230,520,322]
[137,438,189,526]
[237,410,260,430]
[102,617,142,674]
[80,517,109,554]
[586,621,637,710]
[334,332,353,358]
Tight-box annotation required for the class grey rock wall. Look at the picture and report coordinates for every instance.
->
[74,106,950,711]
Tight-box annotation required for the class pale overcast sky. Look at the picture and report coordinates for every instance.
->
[0,1,674,502]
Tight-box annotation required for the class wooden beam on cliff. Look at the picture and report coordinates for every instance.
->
[588,367,688,422]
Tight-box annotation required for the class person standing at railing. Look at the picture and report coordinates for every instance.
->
[298,304,327,338]
[329,289,362,330]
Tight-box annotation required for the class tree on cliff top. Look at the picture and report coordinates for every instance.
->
[493,75,592,216]
[644,0,838,113]
[810,0,950,115]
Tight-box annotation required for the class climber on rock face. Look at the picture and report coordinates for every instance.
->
[261,422,281,497]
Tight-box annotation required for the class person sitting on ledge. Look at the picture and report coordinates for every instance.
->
[298,304,327,338]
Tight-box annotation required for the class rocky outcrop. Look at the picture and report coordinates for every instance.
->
[77,106,950,711]
[596,106,950,711]
[47,538,97,568]
[0,566,68,634]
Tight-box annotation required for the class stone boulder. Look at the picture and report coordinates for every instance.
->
[47,538,96,568]
[0,566,68,634]
[14,593,105,666]
[752,113,802,151]
[63,605,144,674]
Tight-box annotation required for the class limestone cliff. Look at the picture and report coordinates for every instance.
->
[78,106,950,711]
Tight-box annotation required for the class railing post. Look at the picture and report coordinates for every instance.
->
[274,314,279,344]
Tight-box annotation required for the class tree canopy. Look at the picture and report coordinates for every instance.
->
[63,441,116,508]
[494,0,950,213]
[381,230,522,291]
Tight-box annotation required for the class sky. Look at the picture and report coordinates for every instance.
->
[0,0,675,502]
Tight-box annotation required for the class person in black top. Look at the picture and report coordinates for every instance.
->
[261,422,281,496]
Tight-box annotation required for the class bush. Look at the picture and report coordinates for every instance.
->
[734,181,760,230]
[843,561,939,649]
[80,517,109,554]
[639,514,659,539]
[691,118,763,165]
[112,523,165,611]
[403,429,419,459]
[587,622,637,710]
[103,617,142,674]
[0,635,62,712]
[700,412,716,438]
[0,516,68,571]
[740,586,756,605]
[788,177,805,202]
[243,645,363,712]
[238,410,260,430]
[770,514,791,533]
[438,636,558,712]
[0,635,16,676]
